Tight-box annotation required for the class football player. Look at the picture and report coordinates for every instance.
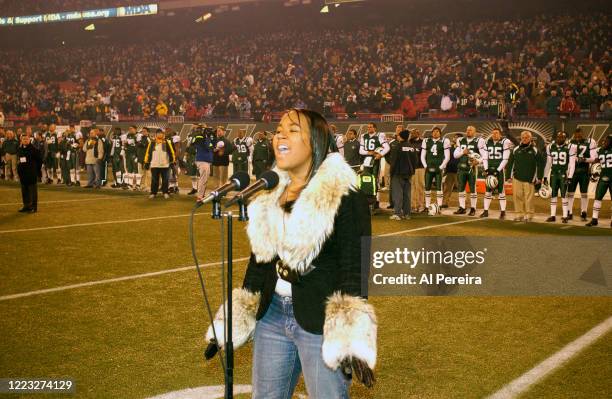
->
[98,129,111,186]
[330,124,344,156]
[586,135,612,227]
[123,125,139,189]
[64,125,80,186]
[109,127,125,188]
[58,134,71,185]
[544,132,575,223]
[359,122,390,209]
[232,129,253,174]
[481,128,512,219]
[168,128,181,194]
[135,127,150,190]
[567,128,597,221]
[454,125,487,216]
[44,124,60,184]
[421,127,450,212]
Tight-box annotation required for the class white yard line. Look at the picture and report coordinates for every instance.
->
[0,257,251,302]
[0,218,471,300]
[0,213,205,234]
[0,196,131,206]
[486,315,612,399]
[378,218,483,236]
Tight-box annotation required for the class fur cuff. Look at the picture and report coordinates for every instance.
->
[205,288,260,349]
[322,292,377,370]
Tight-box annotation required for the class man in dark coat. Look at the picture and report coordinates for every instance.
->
[17,134,42,213]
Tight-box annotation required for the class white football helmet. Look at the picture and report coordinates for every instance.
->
[590,163,602,182]
[468,151,483,166]
[428,203,440,216]
[485,175,499,190]
[538,183,552,199]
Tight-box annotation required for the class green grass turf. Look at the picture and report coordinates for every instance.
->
[0,182,610,399]
[520,330,611,399]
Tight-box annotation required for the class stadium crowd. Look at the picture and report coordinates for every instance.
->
[0,13,610,123]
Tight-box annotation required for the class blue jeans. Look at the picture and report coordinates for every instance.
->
[252,294,350,399]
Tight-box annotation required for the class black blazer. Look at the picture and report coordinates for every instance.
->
[242,153,371,334]
[17,144,42,185]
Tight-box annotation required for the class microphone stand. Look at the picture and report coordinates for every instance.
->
[238,198,249,221]
[209,200,234,398]
[225,210,234,399]
[211,198,222,219]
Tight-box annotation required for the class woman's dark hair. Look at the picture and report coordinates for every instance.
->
[286,108,335,179]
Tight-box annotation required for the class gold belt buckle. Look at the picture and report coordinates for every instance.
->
[276,260,300,284]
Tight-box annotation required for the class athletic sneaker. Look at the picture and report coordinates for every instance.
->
[454,207,466,215]
[585,218,598,227]
[546,216,556,222]
[149,194,156,199]
[187,189,197,195]
[479,210,488,218]
[389,215,402,221]
[164,193,170,199]
[580,211,587,221]
[468,208,476,216]
[499,211,506,220]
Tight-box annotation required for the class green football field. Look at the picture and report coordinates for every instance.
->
[0,180,610,399]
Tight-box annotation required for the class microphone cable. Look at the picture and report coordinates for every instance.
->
[188,201,227,376]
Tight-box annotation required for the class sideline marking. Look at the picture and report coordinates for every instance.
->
[379,218,483,236]
[0,196,133,206]
[0,213,205,234]
[0,257,251,302]
[0,218,472,301]
[486,315,612,399]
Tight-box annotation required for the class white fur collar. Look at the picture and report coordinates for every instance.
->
[246,152,357,273]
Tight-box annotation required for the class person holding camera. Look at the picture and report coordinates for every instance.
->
[144,129,176,199]
[192,125,216,201]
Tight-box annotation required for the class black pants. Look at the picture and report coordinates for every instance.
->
[21,183,38,210]
[150,167,169,194]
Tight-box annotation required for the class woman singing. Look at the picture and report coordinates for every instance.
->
[205,109,377,398]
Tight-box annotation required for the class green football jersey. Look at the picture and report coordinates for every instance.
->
[58,138,70,155]
[125,133,137,154]
[547,143,571,174]
[423,138,447,168]
[485,138,509,170]
[65,133,77,149]
[110,137,123,156]
[456,137,484,170]
[362,133,382,152]
[598,146,612,178]
[46,132,58,153]
[570,138,596,171]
